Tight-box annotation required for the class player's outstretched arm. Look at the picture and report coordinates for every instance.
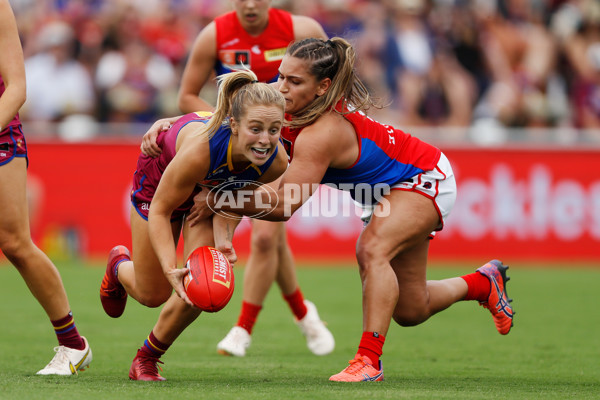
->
[177,22,218,113]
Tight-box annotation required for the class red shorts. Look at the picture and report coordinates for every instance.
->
[0,125,28,166]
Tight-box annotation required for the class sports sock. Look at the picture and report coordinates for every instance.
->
[236,301,262,334]
[141,330,170,358]
[51,311,85,350]
[113,258,127,279]
[283,288,307,320]
[356,331,385,367]
[461,271,491,301]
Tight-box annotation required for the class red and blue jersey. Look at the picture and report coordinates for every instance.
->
[280,101,441,203]
[214,9,294,83]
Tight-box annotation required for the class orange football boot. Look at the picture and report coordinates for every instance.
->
[329,355,384,382]
[477,260,514,335]
[100,245,130,318]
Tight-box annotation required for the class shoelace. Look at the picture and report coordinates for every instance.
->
[343,357,369,374]
[43,346,71,369]
[137,354,164,376]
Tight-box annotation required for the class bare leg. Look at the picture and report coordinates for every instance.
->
[356,190,467,335]
[152,293,202,343]
[128,214,216,381]
[116,207,181,307]
[243,219,292,304]
[149,215,216,343]
[0,158,70,320]
[274,225,298,296]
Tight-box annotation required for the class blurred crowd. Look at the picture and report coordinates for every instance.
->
[9,0,600,141]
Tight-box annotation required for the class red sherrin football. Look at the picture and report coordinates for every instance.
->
[183,246,234,312]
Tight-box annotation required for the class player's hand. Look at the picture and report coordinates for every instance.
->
[165,266,195,307]
[188,188,214,227]
[141,116,179,157]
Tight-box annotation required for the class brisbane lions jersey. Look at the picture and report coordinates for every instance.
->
[214,8,294,83]
[131,112,279,219]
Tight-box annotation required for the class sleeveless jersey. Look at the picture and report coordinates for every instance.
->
[214,8,294,83]
[0,75,22,130]
[280,102,441,203]
[131,112,279,219]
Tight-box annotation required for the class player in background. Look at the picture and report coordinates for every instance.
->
[191,37,515,382]
[0,0,91,375]
[141,0,334,358]
[101,70,290,380]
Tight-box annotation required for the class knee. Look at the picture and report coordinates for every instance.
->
[356,236,392,275]
[392,305,429,327]
[136,290,171,308]
[250,228,278,254]
[0,232,30,264]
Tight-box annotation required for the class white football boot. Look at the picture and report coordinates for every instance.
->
[217,326,251,357]
[296,300,335,355]
[37,336,92,375]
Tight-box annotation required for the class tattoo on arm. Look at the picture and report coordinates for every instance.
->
[226,223,233,242]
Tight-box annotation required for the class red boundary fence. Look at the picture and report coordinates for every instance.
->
[24,142,600,264]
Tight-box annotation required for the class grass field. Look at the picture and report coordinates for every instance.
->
[0,260,599,399]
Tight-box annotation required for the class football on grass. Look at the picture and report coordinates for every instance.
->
[183,246,234,312]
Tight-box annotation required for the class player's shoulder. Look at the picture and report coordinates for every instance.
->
[193,20,217,45]
[291,14,327,40]
[296,112,342,146]
[214,10,237,24]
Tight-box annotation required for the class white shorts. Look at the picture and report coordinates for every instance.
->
[359,152,457,236]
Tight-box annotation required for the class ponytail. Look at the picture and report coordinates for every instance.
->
[194,69,285,139]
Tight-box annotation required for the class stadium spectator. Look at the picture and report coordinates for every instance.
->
[21,20,96,124]
[5,0,600,138]
[95,38,177,123]
[0,0,91,375]
[99,70,289,381]
[165,0,335,358]
[472,0,568,128]
[559,0,600,132]
[352,0,403,124]
[429,0,491,103]
[191,37,515,382]
[389,0,476,128]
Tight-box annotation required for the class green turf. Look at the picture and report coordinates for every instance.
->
[0,260,599,399]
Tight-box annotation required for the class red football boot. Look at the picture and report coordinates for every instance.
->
[100,245,130,318]
[129,349,165,381]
